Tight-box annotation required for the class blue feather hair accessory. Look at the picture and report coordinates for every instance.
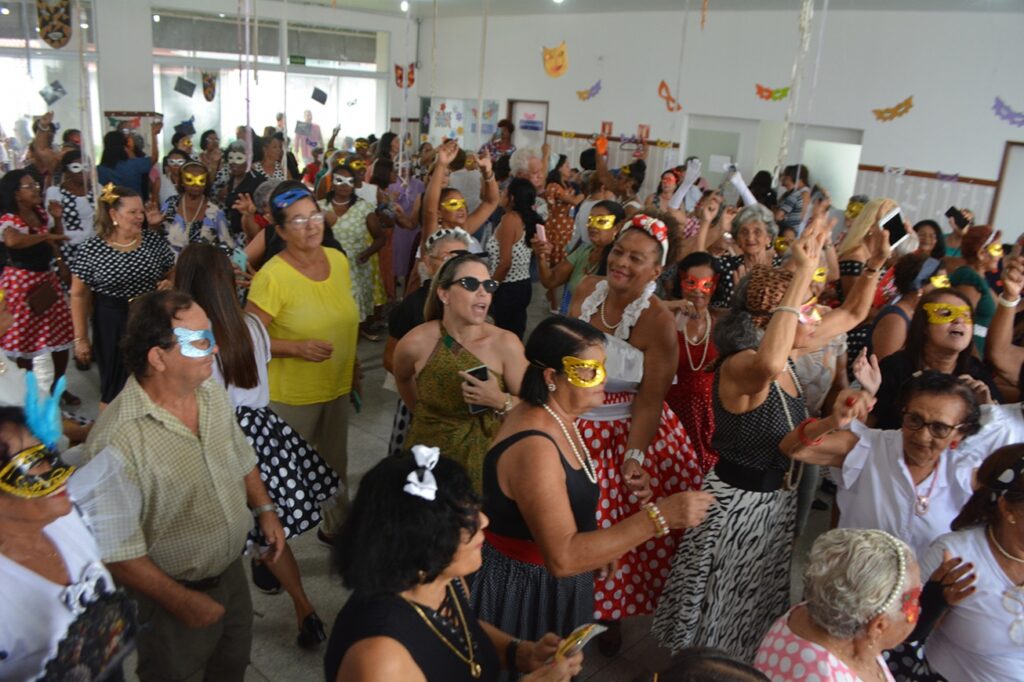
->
[24,372,64,450]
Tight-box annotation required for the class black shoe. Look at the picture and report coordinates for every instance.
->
[317,529,335,549]
[250,558,282,595]
[297,613,327,650]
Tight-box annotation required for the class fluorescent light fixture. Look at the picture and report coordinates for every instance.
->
[219,12,226,17]
[0,7,10,16]
[553,0,564,3]
[80,22,88,28]
[152,14,160,22]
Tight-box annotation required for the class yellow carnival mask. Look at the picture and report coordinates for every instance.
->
[587,214,617,231]
[813,267,828,283]
[441,198,467,212]
[0,443,75,499]
[774,236,791,254]
[562,356,606,389]
[845,201,865,221]
[987,242,1004,258]
[930,274,951,289]
[182,171,208,188]
[922,302,972,325]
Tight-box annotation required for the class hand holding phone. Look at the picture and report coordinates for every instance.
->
[463,365,490,415]
[535,225,547,243]
[946,206,970,231]
[880,207,908,248]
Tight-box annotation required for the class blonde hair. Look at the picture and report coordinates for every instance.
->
[95,185,141,239]
[836,197,896,258]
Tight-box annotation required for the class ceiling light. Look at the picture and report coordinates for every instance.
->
[0,7,10,16]
[80,22,88,28]
[553,0,564,3]
[400,0,409,11]
[152,14,160,22]
[219,12,226,17]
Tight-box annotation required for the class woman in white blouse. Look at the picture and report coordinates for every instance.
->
[780,370,983,559]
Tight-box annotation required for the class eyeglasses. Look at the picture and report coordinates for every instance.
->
[680,275,715,294]
[902,411,963,439]
[587,214,617,230]
[449,276,499,294]
[441,198,467,212]
[286,212,326,229]
[930,274,951,289]
[922,302,972,325]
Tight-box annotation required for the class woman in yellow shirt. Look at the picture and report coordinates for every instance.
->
[247,181,360,543]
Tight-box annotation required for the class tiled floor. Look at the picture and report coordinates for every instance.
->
[54,282,831,681]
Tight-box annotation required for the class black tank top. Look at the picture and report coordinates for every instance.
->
[483,429,599,540]
[324,579,501,681]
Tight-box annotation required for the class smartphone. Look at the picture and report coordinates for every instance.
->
[535,225,547,242]
[464,365,490,415]
[350,390,362,414]
[880,207,908,248]
[230,248,248,272]
[550,623,608,661]
[945,206,970,230]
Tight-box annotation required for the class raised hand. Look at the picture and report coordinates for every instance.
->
[830,388,875,429]
[476,149,493,175]
[683,158,701,186]
[852,348,882,396]
[436,140,459,167]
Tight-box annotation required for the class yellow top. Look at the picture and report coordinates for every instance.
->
[248,247,359,405]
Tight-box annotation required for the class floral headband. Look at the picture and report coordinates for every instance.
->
[623,214,669,265]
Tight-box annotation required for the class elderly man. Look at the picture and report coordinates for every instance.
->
[84,290,285,682]
[509,145,550,220]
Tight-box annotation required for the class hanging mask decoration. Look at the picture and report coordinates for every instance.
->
[542,41,568,78]
[173,327,217,358]
[394,63,415,89]
[562,356,606,389]
[36,0,72,50]
[202,72,217,102]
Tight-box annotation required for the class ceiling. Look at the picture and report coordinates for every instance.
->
[281,0,1024,19]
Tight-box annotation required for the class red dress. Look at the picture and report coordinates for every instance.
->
[0,212,74,358]
[666,329,719,475]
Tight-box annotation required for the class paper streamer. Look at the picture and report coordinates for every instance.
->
[872,95,913,122]
[657,80,683,112]
[935,171,960,183]
[755,84,789,101]
[576,80,601,101]
[993,96,1024,127]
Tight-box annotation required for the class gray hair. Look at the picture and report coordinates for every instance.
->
[731,203,777,241]
[226,140,246,155]
[253,179,283,212]
[425,227,472,254]
[804,529,916,639]
[712,272,765,360]
[510,147,541,177]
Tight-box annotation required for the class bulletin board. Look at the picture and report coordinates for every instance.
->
[421,96,502,152]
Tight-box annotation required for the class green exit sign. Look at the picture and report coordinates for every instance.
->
[289,54,306,65]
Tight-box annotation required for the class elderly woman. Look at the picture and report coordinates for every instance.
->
[755,529,919,681]
[888,444,1024,681]
[384,228,471,457]
[868,289,1001,430]
[781,371,982,559]
[250,132,287,181]
[472,315,713,647]
[324,451,582,681]
[709,203,782,311]
[0,169,74,401]
[870,253,945,360]
[654,218,888,660]
[70,185,175,407]
[246,181,360,545]
[421,141,499,247]
[393,253,527,491]
[158,161,237,257]
[950,225,1001,355]
[0,405,136,680]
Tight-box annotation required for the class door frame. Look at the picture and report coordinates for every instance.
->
[507,99,549,148]
[991,139,1024,226]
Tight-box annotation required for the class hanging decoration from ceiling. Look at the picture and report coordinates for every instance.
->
[701,0,709,29]
[993,96,1024,127]
[657,80,683,112]
[394,63,415,88]
[174,77,197,98]
[202,72,217,102]
[576,80,601,101]
[756,84,789,101]
[773,0,815,184]
[37,0,72,49]
[542,41,568,78]
[872,95,914,122]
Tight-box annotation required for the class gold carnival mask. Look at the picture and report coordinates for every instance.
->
[587,214,617,230]
[922,302,972,325]
[813,267,828,283]
[348,159,367,171]
[930,274,951,289]
[774,236,791,254]
[562,356,606,389]
[0,443,75,499]
[182,171,208,188]
[987,242,1004,258]
[441,198,467,212]
[845,201,865,221]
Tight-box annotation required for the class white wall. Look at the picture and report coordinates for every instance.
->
[421,8,1024,181]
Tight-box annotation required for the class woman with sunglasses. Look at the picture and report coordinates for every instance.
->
[393,252,527,492]
[949,225,1002,355]
[0,169,75,404]
[155,160,238,257]
[325,160,387,341]
[0,404,136,680]
[867,289,1001,430]
[43,149,94,265]
[780,371,982,559]
[535,201,624,315]
[246,181,360,546]
[421,140,498,246]
[471,315,713,646]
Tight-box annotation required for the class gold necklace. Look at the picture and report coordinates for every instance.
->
[401,583,482,678]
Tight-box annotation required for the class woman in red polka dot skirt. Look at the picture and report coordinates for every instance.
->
[0,170,75,398]
[568,214,704,654]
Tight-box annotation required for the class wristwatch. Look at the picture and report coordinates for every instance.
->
[624,448,645,466]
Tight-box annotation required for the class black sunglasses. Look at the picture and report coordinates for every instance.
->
[449,276,499,294]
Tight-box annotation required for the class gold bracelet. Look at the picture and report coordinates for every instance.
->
[643,503,669,538]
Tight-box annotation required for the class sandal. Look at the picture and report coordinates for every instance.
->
[60,391,82,407]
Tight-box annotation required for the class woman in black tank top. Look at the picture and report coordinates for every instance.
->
[471,316,714,652]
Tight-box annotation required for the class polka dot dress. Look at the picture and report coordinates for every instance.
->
[578,392,703,621]
[237,405,340,552]
[70,231,175,299]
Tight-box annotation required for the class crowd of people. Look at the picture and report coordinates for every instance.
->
[0,106,1023,682]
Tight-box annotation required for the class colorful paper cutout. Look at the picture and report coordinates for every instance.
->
[935,171,960,183]
[202,72,217,102]
[756,84,789,101]
[542,41,568,78]
[872,95,913,122]
[601,121,613,137]
[576,80,601,101]
[657,80,683,112]
[394,63,416,88]
[993,97,1024,127]
[561,131,576,138]
[655,139,671,148]
[883,165,906,176]
[37,0,72,50]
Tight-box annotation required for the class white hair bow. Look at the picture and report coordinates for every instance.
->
[403,444,441,501]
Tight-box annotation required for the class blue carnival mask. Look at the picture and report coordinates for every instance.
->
[173,327,217,358]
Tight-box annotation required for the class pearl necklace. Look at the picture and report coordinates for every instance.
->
[108,236,138,249]
[182,196,206,225]
[775,361,807,491]
[684,309,712,372]
[542,403,597,484]
[989,526,1024,564]
[599,299,622,331]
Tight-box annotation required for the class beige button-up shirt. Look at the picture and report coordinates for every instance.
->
[84,375,257,581]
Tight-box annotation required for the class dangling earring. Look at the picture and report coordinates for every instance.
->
[547,383,556,392]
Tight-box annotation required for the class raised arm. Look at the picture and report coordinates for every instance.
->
[777,388,872,466]
[986,253,1024,384]
[464,151,498,234]
[421,141,458,238]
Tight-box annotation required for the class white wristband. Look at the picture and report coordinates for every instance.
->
[624,448,645,466]
[998,294,1021,308]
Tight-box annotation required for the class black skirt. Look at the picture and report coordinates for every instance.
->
[92,294,129,404]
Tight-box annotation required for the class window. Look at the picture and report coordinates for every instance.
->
[286,23,379,72]
[152,10,279,64]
